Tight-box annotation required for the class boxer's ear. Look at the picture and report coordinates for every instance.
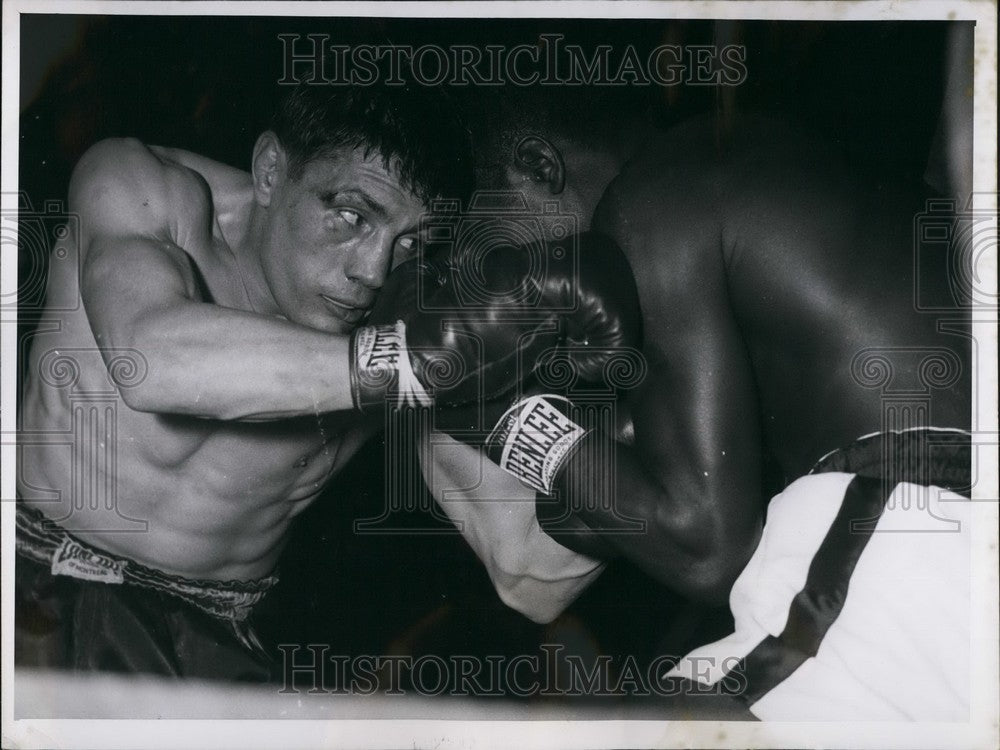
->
[252,132,286,207]
[514,136,565,195]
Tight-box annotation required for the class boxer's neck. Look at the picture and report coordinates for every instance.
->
[234,203,282,317]
[560,121,653,227]
[562,149,620,229]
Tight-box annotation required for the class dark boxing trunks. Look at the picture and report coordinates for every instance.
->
[15,503,278,682]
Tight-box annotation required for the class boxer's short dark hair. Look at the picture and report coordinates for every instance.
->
[271,83,473,204]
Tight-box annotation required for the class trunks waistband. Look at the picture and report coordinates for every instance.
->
[15,503,278,623]
[809,427,971,495]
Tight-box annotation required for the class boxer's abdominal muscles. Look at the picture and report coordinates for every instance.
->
[20,393,360,580]
[132,413,360,578]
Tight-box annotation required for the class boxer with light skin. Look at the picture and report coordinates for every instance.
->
[17,80,641,680]
[17,84,462,678]
[423,85,973,719]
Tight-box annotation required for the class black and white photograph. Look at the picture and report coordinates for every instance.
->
[1,2,997,748]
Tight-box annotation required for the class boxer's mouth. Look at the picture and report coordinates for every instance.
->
[320,294,368,324]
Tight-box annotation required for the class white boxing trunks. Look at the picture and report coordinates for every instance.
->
[667,428,972,721]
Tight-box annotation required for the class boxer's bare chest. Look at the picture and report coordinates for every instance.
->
[25,185,367,509]
[137,207,369,496]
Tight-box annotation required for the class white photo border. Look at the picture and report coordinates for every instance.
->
[2,2,996,749]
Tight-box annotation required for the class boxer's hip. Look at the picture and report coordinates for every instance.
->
[16,503,278,622]
[809,425,970,489]
[668,427,972,720]
[15,502,279,679]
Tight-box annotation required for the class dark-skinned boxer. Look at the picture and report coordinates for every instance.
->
[421,85,973,720]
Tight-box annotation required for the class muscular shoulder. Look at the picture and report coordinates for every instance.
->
[69,138,212,242]
[599,117,725,250]
[597,116,863,287]
[594,119,729,314]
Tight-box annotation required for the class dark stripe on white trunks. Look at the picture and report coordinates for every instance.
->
[724,428,971,707]
[726,475,886,705]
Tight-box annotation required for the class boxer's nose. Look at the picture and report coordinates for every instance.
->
[344,236,393,290]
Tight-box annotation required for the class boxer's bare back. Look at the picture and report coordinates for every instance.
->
[422,114,972,608]
[592,117,970,573]
[19,138,426,580]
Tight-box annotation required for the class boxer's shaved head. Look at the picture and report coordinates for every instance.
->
[474,85,645,188]
[468,84,649,230]
[271,83,473,204]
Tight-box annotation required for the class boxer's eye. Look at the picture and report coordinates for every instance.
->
[318,193,367,232]
[336,209,363,228]
[392,236,419,267]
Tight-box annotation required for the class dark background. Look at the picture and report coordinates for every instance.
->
[16,14,967,694]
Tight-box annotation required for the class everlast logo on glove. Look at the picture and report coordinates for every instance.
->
[355,323,403,372]
[51,537,126,583]
[350,321,431,410]
[490,395,588,494]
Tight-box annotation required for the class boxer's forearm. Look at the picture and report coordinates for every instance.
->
[450,493,606,624]
[552,432,762,604]
[110,302,354,420]
[420,433,605,623]
[76,192,358,420]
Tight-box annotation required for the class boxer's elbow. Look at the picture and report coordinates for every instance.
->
[115,379,155,413]
[663,507,761,606]
[484,550,554,623]
[490,566,597,625]
[485,546,600,625]
[114,370,179,415]
[108,319,173,414]
[683,551,747,606]
[492,575,563,625]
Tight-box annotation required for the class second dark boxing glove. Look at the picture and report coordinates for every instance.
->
[349,231,642,411]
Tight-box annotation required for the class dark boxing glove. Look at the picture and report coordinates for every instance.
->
[349,231,642,412]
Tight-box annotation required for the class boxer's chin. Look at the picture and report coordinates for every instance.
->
[316,316,356,336]
[286,307,355,336]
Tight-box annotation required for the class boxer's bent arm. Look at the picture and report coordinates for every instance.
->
[558,186,765,603]
[84,237,352,419]
[73,139,354,420]
[557,377,763,604]
[419,432,605,623]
